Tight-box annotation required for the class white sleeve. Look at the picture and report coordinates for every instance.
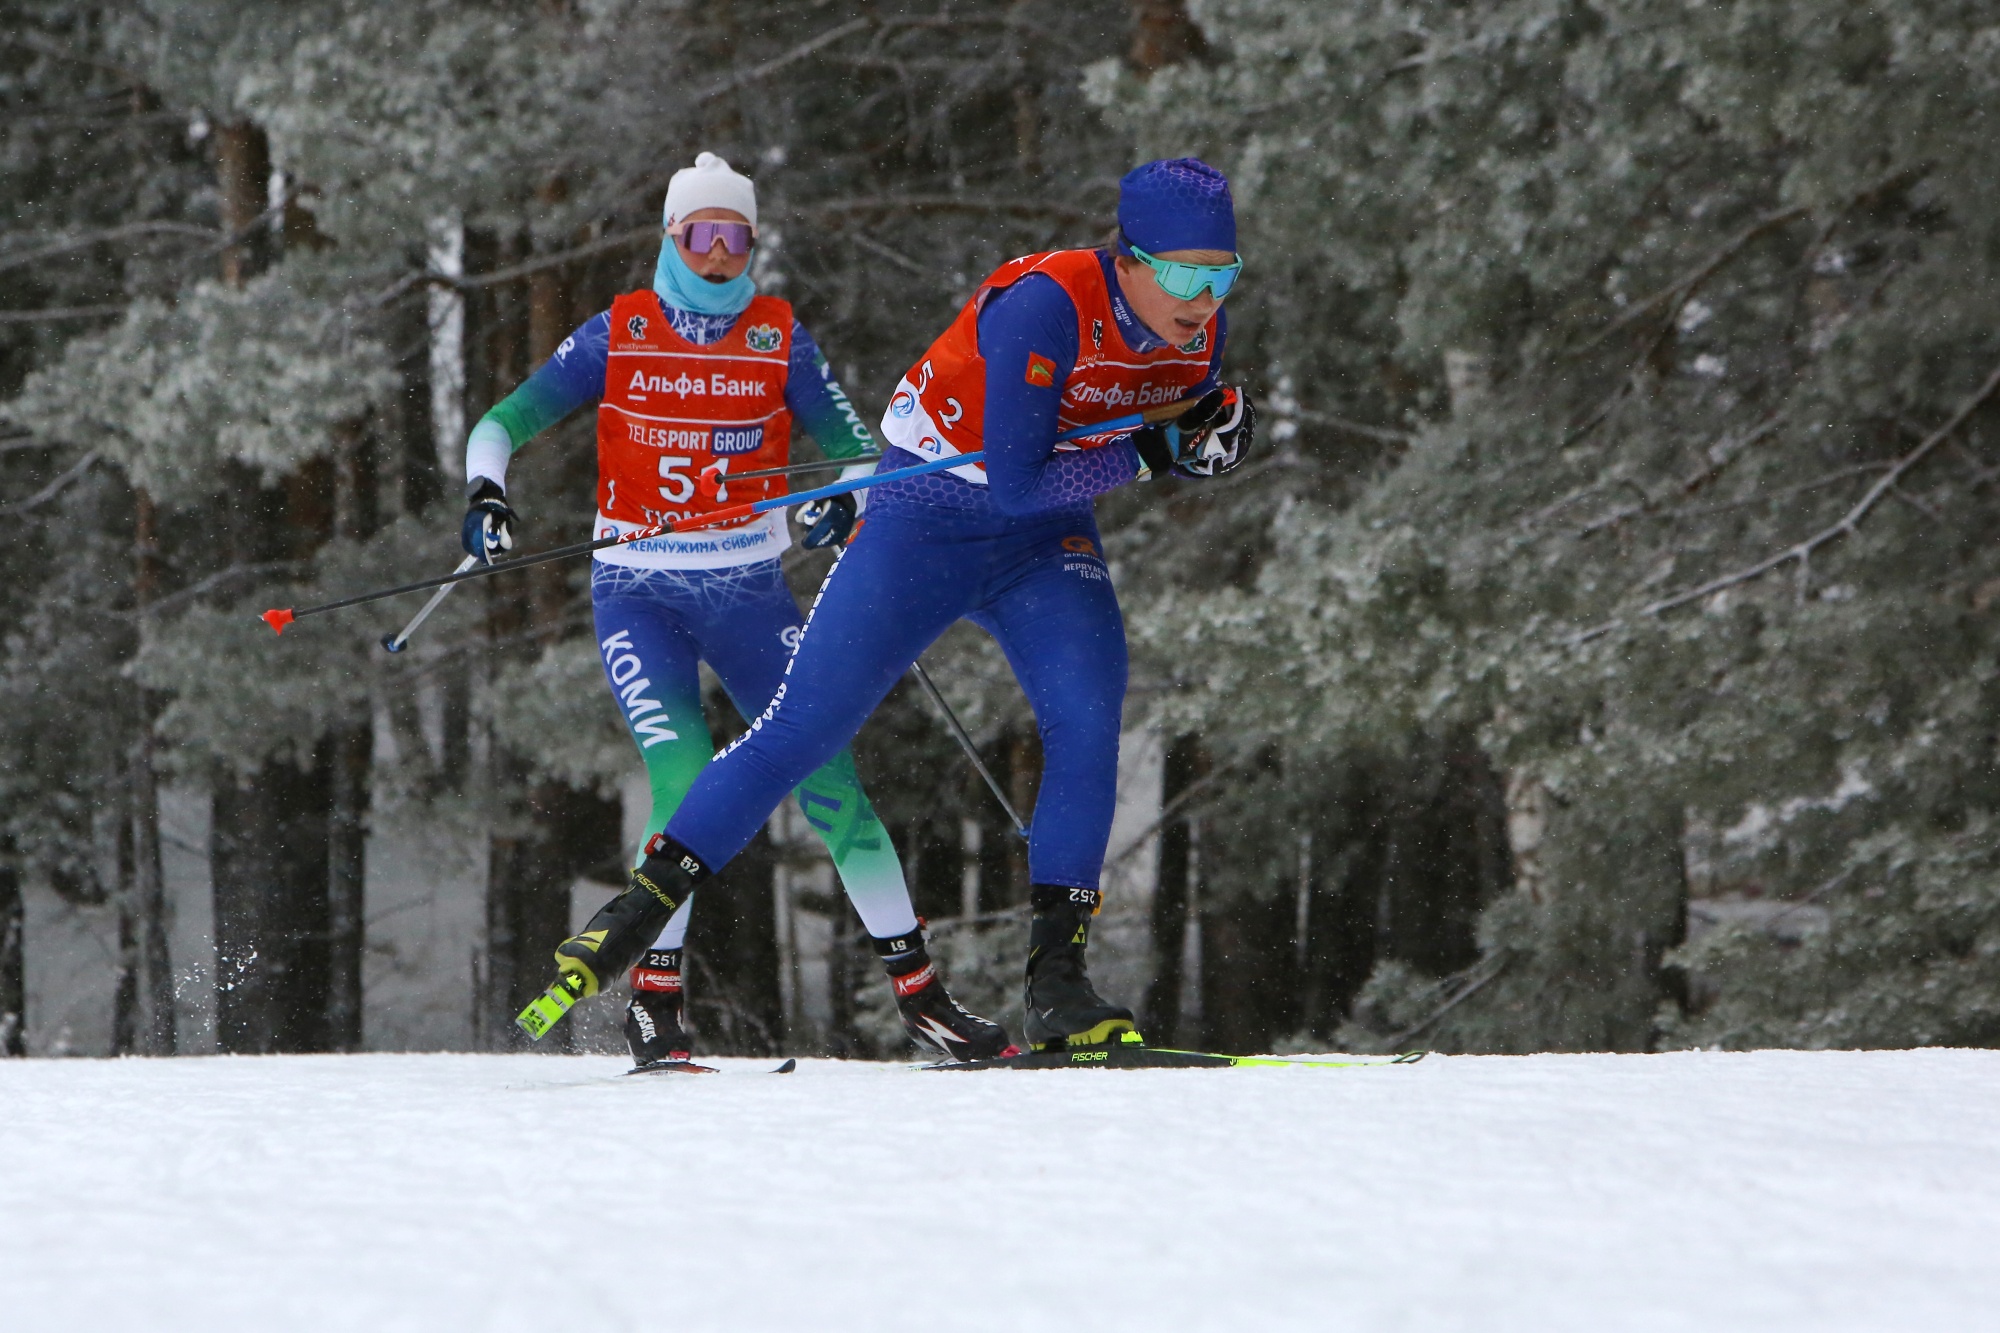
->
[465,418,515,492]
[838,458,877,513]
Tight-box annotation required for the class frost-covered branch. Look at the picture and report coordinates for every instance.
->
[0,30,144,85]
[1366,950,1516,1049]
[0,449,100,515]
[0,221,220,274]
[1291,407,1412,445]
[802,194,1101,226]
[460,225,656,289]
[694,17,875,101]
[1641,356,2000,617]
[1099,761,1246,874]
[0,202,288,280]
[125,561,307,620]
[1658,462,1889,522]
[1571,165,1930,362]
[1574,413,1786,537]
[1948,439,2000,489]
[362,226,657,310]
[1573,204,1811,357]
[0,303,128,325]
[387,191,1068,306]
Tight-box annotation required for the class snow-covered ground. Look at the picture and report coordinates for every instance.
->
[4,1049,1997,1331]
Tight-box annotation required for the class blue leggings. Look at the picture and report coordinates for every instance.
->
[590,560,917,948]
[665,498,1128,890]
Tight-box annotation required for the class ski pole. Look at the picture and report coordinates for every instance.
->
[689,399,1179,505]
[688,394,1188,504]
[695,452,880,500]
[380,555,478,652]
[260,395,1206,634]
[909,659,1029,840]
[1052,406,1158,442]
[259,448,987,634]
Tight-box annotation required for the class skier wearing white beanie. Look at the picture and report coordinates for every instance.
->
[663,150,758,230]
[651,152,762,317]
[458,150,1012,1067]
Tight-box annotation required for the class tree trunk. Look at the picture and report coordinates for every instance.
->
[1201,890,1297,1054]
[210,771,271,1052]
[1128,0,1207,74]
[270,752,335,1055]
[482,779,622,1048]
[1177,815,1206,1047]
[0,858,22,1056]
[214,120,271,286]
[440,662,473,791]
[684,827,781,1056]
[131,729,174,1054]
[133,488,175,1054]
[1010,1,1041,175]
[1292,830,1313,1009]
[528,177,570,366]
[1141,734,1206,1041]
[212,756,333,1054]
[427,216,467,487]
[209,116,345,1056]
[1002,727,1041,901]
[959,816,983,920]
[772,860,800,1044]
[112,778,139,1055]
[1292,766,1373,1040]
[1505,770,1550,905]
[470,218,586,1049]
[325,724,369,1052]
[324,422,374,1052]
[825,901,861,1057]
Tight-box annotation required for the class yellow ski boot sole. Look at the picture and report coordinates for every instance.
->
[1029,1020,1141,1053]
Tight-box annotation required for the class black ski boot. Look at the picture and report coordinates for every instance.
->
[625,948,704,1071]
[1022,885,1139,1050]
[552,836,708,997]
[876,926,1014,1062]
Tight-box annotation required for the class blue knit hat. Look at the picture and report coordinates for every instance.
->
[1117,158,1236,256]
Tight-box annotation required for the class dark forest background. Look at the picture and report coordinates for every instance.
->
[4,0,1998,1060]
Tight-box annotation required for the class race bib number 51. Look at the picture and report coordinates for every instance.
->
[659,456,694,503]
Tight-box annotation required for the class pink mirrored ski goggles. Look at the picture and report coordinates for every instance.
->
[672,220,756,255]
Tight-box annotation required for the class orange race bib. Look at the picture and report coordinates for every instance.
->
[596,289,794,528]
[879,250,1216,482]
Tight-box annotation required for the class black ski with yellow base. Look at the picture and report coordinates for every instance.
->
[925,1030,1427,1071]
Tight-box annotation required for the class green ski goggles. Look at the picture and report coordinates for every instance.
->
[1126,241,1243,301]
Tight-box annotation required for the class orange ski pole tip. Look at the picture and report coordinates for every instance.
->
[261,608,295,635]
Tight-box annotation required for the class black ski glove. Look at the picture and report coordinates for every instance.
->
[798,492,858,549]
[1132,387,1257,480]
[461,476,518,565]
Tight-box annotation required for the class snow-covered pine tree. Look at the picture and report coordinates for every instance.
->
[1094,0,2000,1051]
[0,0,225,1054]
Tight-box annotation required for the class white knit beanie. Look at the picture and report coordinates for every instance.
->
[663,152,758,228]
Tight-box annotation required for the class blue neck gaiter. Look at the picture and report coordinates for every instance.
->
[653,238,757,316]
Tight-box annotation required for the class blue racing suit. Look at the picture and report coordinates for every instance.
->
[661,255,1225,890]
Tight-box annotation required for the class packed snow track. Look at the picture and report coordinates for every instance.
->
[4,1048,1996,1331]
